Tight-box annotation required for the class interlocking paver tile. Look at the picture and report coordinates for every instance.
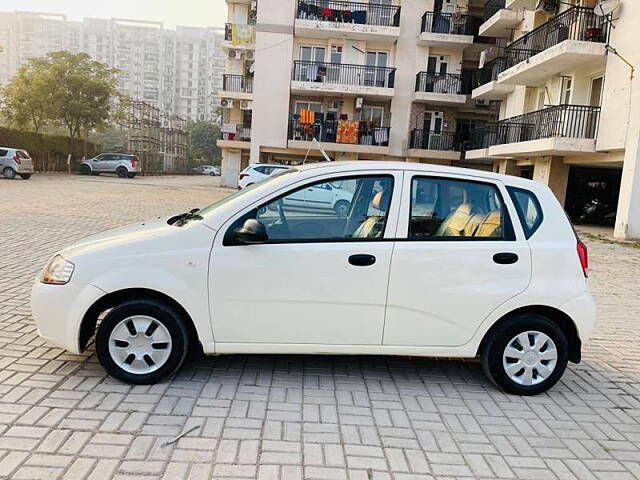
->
[1,174,639,479]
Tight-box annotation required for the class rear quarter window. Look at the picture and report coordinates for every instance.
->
[507,186,543,239]
[17,150,30,159]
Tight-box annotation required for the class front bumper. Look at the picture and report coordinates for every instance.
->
[31,281,106,354]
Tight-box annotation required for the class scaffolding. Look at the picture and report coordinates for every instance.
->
[119,100,189,174]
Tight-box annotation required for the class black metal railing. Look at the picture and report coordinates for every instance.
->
[421,11,482,36]
[293,61,396,88]
[415,72,466,95]
[466,104,601,149]
[475,56,507,87]
[504,7,610,69]
[289,118,390,146]
[296,0,401,27]
[222,124,251,142]
[222,74,253,93]
[483,0,506,20]
[410,129,461,151]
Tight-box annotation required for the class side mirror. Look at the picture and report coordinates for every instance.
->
[234,218,268,244]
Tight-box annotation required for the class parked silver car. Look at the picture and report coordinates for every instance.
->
[78,153,141,178]
[0,147,34,179]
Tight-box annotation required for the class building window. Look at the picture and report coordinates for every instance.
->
[590,76,604,107]
[295,101,323,114]
[360,106,385,126]
[562,77,572,104]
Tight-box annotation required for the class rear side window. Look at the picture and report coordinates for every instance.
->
[507,187,543,239]
[17,150,30,159]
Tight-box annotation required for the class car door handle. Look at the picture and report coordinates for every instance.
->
[493,252,519,265]
[349,254,376,267]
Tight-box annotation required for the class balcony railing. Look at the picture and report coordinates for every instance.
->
[483,0,506,21]
[221,124,251,142]
[415,72,469,95]
[410,129,461,151]
[293,61,396,88]
[421,11,481,36]
[296,0,401,27]
[504,7,610,70]
[466,104,601,149]
[289,118,390,147]
[222,74,253,93]
[475,56,507,87]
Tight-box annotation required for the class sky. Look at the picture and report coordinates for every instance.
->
[0,0,227,29]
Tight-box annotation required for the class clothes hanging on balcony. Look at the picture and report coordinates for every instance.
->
[299,109,315,125]
[352,10,367,24]
[231,24,255,46]
[306,63,319,81]
[337,120,358,144]
[298,2,359,24]
[374,128,388,145]
[221,123,236,134]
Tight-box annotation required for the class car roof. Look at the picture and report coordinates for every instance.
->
[293,161,542,190]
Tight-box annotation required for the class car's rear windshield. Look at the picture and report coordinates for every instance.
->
[507,186,543,239]
[17,150,30,159]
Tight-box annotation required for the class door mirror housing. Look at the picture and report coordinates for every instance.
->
[234,218,268,244]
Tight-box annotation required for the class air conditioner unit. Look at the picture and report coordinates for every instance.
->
[240,100,252,110]
[245,50,255,61]
[220,98,234,108]
[228,50,240,60]
[355,97,364,110]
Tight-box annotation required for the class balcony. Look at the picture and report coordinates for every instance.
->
[407,129,462,161]
[295,0,401,43]
[291,61,396,98]
[288,118,390,154]
[222,22,256,50]
[465,104,600,159]
[479,0,521,38]
[497,7,609,86]
[418,11,482,49]
[220,74,253,100]
[413,72,469,106]
[218,123,251,150]
[472,57,514,100]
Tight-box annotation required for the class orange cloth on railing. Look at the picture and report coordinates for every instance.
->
[337,120,358,144]
[299,109,315,125]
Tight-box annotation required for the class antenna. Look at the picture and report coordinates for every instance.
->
[594,0,620,17]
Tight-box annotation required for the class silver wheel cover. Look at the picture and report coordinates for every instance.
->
[108,315,172,374]
[502,331,558,386]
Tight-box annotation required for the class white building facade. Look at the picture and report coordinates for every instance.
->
[0,12,225,122]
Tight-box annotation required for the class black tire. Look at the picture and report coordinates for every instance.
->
[19,174,32,180]
[91,172,100,176]
[79,164,91,175]
[95,298,190,384]
[127,173,137,179]
[334,200,351,217]
[117,167,128,178]
[3,167,16,179]
[481,314,568,395]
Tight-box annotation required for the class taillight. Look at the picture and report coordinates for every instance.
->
[577,239,588,278]
[131,157,138,168]
[13,155,21,165]
[239,173,249,180]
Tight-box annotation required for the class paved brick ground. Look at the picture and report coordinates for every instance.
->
[1,174,639,480]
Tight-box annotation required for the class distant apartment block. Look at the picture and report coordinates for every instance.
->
[0,12,225,122]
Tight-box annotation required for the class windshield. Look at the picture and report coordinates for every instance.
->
[197,168,298,216]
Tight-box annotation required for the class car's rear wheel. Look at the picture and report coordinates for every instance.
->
[3,167,16,179]
[79,164,91,175]
[117,167,128,178]
[95,298,190,384]
[480,314,568,395]
[127,173,137,179]
[19,174,32,180]
[334,200,350,217]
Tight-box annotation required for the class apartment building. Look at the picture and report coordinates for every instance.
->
[464,0,640,239]
[218,0,501,187]
[0,12,225,122]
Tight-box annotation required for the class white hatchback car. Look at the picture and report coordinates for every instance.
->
[32,162,594,395]
[238,163,290,189]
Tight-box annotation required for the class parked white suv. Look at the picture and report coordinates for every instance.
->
[1,147,34,179]
[238,163,290,189]
[32,162,594,395]
[78,153,141,178]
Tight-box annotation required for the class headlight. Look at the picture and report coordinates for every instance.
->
[40,255,75,285]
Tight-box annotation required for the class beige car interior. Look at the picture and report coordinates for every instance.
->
[353,189,387,239]
[435,202,502,238]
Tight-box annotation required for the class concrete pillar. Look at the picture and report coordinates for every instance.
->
[615,134,640,239]
[495,159,520,176]
[221,148,242,188]
[532,156,569,206]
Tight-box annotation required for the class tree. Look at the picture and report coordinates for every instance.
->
[188,120,222,164]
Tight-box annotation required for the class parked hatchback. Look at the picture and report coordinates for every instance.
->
[32,162,594,395]
[238,163,290,188]
[1,147,34,179]
[78,153,141,178]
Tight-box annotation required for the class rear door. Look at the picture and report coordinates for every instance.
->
[383,172,531,347]
[17,150,33,171]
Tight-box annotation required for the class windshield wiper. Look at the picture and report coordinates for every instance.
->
[167,208,203,226]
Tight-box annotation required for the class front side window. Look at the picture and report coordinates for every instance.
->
[409,176,512,240]
[230,175,394,244]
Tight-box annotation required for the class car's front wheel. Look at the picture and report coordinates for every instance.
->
[334,200,350,217]
[79,164,91,175]
[95,298,190,384]
[480,314,568,395]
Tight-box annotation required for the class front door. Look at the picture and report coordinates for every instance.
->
[365,51,388,87]
[383,173,531,347]
[422,111,444,149]
[426,55,449,93]
[209,172,401,346]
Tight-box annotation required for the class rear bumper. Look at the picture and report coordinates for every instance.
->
[560,292,597,343]
[16,165,34,174]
